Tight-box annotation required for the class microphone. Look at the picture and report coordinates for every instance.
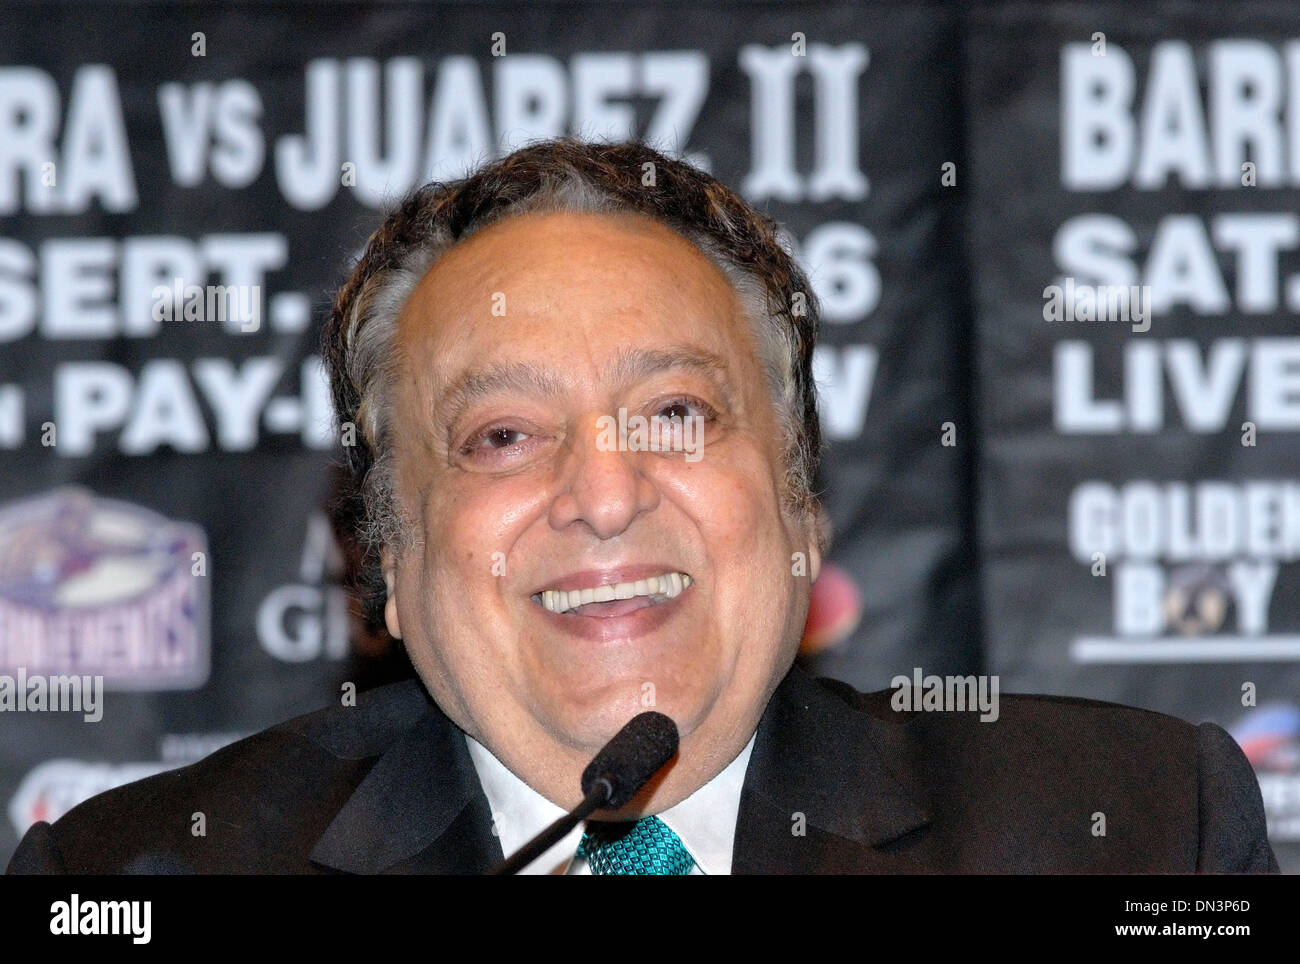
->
[580,710,679,808]
[491,711,679,875]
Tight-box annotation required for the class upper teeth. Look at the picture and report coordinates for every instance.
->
[535,572,693,614]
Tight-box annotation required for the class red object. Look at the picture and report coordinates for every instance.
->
[801,563,862,654]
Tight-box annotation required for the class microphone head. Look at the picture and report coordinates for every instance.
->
[581,711,679,808]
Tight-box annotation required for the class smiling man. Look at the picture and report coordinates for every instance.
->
[7,138,1278,874]
[380,204,815,826]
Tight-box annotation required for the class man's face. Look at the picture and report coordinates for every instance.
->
[385,209,820,812]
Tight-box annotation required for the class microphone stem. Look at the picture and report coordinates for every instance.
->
[491,779,612,875]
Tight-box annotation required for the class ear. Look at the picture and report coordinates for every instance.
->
[807,505,829,584]
[382,551,402,639]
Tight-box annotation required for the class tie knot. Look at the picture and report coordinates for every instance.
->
[577,816,695,875]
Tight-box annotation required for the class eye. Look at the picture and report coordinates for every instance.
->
[461,425,531,456]
[485,427,528,449]
[655,396,717,422]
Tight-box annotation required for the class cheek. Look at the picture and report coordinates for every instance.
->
[406,475,552,666]
[426,472,546,571]
[657,441,791,554]
[656,447,798,624]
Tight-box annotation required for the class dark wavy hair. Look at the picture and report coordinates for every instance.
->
[322,137,825,626]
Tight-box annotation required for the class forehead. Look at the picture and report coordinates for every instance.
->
[394,209,760,366]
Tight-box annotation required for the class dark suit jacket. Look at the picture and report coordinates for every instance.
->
[5,666,1278,873]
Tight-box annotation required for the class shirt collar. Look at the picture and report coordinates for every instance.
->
[466,731,756,875]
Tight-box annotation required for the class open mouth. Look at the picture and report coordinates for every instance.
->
[530,571,692,618]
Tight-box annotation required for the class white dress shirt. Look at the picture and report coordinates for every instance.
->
[466,731,757,874]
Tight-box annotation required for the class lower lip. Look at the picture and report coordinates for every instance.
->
[530,586,691,642]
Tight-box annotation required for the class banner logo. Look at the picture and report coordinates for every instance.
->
[0,488,209,689]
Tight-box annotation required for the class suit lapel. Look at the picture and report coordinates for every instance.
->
[732,666,931,873]
[309,701,502,874]
[310,664,929,874]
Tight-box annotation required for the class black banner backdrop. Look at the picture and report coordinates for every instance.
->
[968,1,1300,870]
[0,0,1294,873]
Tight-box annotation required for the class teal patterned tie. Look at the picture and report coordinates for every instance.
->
[576,817,695,875]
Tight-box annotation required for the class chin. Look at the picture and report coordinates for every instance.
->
[539,674,719,751]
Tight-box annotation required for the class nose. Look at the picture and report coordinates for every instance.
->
[548,414,661,539]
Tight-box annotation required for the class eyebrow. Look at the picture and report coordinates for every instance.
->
[436,346,736,445]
